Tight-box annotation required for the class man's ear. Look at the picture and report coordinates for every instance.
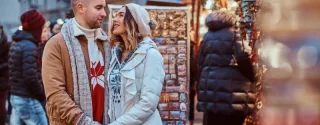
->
[77,3,85,14]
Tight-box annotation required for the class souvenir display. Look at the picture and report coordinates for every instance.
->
[169,93,179,101]
[148,10,157,20]
[177,54,187,64]
[165,74,171,81]
[166,38,178,45]
[171,74,177,80]
[169,30,179,38]
[169,55,177,64]
[162,30,170,37]
[167,46,178,54]
[158,10,167,21]
[159,103,169,111]
[180,103,187,111]
[180,93,186,102]
[153,29,161,37]
[178,64,187,76]
[169,64,176,74]
[180,112,186,120]
[155,37,166,45]
[165,86,180,92]
[167,121,175,125]
[165,64,169,74]
[178,77,187,85]
[170,111,180,120]
[160,93,170,103]
[178,46,187,54]
[162,121,167,125]
[176,121,184,125]
[163,54,169,64]
[109,5,190,125]
[178,40,186,45]
[160,111,169,119]
[169,102,180,110]
[180,84,187,92]
[235,0,263,125]
[167,80,175,86]
[159,46,167,54]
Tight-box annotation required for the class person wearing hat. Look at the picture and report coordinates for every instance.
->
[197,10,256,125]
[42,0,111,124]
[8,9,48,125]
[49,20,62,37]
[107,3,164,125]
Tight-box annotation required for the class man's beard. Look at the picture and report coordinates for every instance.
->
[89,21,102,29]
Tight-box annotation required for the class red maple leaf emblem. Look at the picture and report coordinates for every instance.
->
[90,61,105,89]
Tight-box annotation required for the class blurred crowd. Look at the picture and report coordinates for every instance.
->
[0,8,73,125]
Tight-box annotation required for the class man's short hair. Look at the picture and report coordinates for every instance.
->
[71,0,88,10]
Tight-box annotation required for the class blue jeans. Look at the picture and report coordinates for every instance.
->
[10,95,48,125]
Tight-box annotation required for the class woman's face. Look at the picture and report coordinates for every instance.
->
[41,27,50,43]
[112,7,126,35]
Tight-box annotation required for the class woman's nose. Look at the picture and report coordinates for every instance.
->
[113,17,118,22]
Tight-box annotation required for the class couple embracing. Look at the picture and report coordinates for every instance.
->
[42,0,164,125]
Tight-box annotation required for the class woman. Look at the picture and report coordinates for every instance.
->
[40,23,51,58]
[107,3,165,125]
[9,9,47,125]
[197,10,256,125]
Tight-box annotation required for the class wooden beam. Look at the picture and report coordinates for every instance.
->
[191,0,195,29]
[195,0,201,44]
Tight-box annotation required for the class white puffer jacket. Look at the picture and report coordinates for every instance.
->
[107,37,165,125]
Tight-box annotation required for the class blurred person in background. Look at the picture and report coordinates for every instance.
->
[188,29,198,125]
[49,20,63,37]
[0,21,10,125]
[40,21,51,58]
[66,8,75,19]
[42,0,111,124]
[197,10,256,125]
[8,9,47,125]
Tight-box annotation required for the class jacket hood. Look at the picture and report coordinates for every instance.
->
[133,37,158,54]
[111,37,157,61]
[140,37,157,48]
[113,37,157,54]
[12,30,37,44]
[205,10,238,31]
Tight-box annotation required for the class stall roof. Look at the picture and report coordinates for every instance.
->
[147,0,188,6]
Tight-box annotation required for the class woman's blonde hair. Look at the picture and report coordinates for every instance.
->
[111,6,142,52]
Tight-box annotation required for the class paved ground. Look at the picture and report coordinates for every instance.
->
[191,95,203,125]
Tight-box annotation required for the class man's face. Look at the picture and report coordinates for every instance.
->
[83,0,106,29]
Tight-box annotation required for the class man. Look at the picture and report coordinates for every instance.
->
[8,10,48,125]
[42,0,111,124]
[0,21,10,125]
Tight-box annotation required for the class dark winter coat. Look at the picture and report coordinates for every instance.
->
[197,10,256,115]
[0,31,10,90]
[8,30,45,102]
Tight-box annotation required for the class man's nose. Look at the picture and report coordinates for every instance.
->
[101,10,107,17]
